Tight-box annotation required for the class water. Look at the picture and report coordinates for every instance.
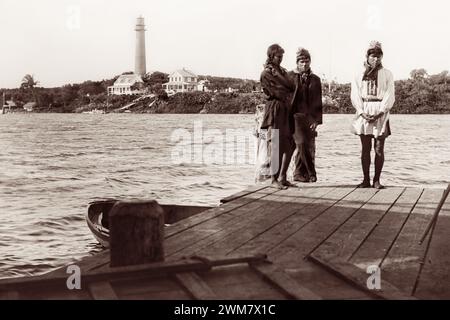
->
[0,114,449,278]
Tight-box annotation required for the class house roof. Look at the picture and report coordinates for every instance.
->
[169,69,197,78]
[6,100,16,107]
[113,74,143,86]
[23,102,37,108]
[162,81,199,85]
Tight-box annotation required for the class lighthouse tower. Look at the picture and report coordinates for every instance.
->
[135,16,147,77]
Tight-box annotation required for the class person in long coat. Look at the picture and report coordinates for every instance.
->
[260,44,296,189]
[288,47,323,183]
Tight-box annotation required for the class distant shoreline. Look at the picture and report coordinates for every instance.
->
[3,69,448,114]
[3,109,449,115]
[3,90,449,114]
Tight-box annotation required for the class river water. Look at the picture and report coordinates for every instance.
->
[0,114,449,278]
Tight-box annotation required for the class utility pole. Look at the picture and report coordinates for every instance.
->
[1,91,5,114]
[328,31,333,94]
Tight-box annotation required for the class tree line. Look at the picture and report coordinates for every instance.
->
[1,69,448,114]
[322,69,449,114]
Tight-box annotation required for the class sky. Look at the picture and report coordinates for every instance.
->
[0,0,449,88]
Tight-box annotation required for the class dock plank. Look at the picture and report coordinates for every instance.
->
[379,188,444,295]
[18,284,91,300]
[220,184,269,203]
[4,183,450,300]
[238,187,380,301]
[313,187,405,262]
[174,272,218,300]
[198,264,287,299]
[349,187,423,267]
[250,262,322,300]
[166,186,276,238]
[281,260,373,299]
[215,187,343,256]
[121,289,192,300]
[89,281,118,300]
[169,186,334,259]
[212,280,288,299]
[414,192,450,298]
[165,191,285,257]
[195,186,336,257]
[0,290,19,300]
[269,187,379,265]
[112,276,195,300]
[232,187,355,256]
[308,255,416,300]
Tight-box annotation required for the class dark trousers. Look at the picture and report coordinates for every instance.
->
[360,135,385,183]
[293,114,316,179]
[294,135,316,179]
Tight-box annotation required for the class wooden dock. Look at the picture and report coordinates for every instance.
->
[1,184,449,300]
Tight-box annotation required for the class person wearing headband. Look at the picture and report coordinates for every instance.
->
[350,41,395,189]
[288,47,323,183]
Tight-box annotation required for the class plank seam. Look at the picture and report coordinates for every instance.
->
[174,272,217,300]
[306,189,380,257]
[411,208,439,296]
[379,188,425,268]
[308,254,416,300]
[264,187,357,254]
[166,187,280,239]
[88,281,119,300]
[228,187,340,255]
[250,263,322,300]
[347,187,407,261]
[167,189,319,258]
[220,185,269,203]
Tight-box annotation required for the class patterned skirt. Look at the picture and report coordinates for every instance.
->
[351,101,391,138]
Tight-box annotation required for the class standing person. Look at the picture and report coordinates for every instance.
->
[253,104,271,183]
[351,41,395,189]
[289,48,323,183]
[260,44,296,189]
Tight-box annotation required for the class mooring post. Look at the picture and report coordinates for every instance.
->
[109,200,165,267]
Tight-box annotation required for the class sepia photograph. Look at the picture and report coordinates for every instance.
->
[0,0,449,310]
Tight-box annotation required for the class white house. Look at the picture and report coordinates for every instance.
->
[108,74,145,95]
[23,102,37,112]
[162,69,209,94]
[224,87,238,93]
[5,100,16,108]
[197,79,211,92]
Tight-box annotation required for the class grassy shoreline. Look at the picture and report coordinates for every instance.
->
[3,68,449,114]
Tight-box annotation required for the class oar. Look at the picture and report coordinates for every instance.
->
[419,183,450,245]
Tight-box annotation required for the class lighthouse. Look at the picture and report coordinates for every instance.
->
[107,16,148,95]
[135,16,147,77]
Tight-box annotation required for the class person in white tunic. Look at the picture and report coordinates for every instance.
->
[350,41,395,189]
